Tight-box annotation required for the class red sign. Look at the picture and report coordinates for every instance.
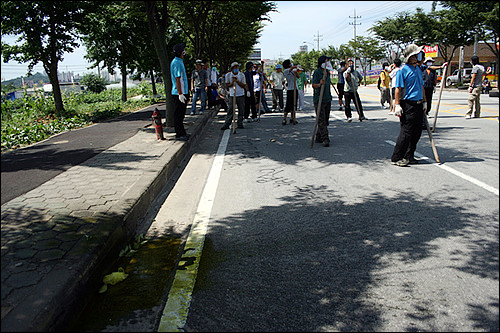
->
[424,45,439,57]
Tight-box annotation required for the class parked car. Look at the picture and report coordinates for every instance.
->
[446,68,472,86]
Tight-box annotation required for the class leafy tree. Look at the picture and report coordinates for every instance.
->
[81,73,108,93]
[80,1,150,102]
[349,36,385,85]
[1,1,91,116]
[439,1,499,76]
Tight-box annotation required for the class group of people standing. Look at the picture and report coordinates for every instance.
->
[169,42,492,166]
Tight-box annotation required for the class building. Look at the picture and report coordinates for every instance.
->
[248,48,262,63]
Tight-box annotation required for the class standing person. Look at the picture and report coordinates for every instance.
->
[422,57,438,116]
[270,64,285,113]
[296,65,307,111]
[388,58,402,115]
[378,62,391,109]
[343,58,367,122]
[221,62,247,130]
[243,62,257,122]
[466,56,490,119]
[312,55,333,147]
[253,63,266,116]
[190,59,208,115]
[337,61,346,111]
[391,44,428,167]
[282,59,299,125]
[170,43,190,141]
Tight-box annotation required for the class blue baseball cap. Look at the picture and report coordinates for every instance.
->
[276,64,282,69]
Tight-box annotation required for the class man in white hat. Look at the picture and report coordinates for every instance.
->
[221,62,248,130]
[391,44,427,166]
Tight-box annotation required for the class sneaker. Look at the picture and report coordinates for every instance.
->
[359,116,368,121]
[199,111,203,115]
[190,111,195,115]
[465,115,472,119]
[292,120,298,125]
[391,159,409,167]
[346,117,352,123]
[323,140,330,147]
[408,158,419,165]
[282,119,287,125]
[339,106,343,111]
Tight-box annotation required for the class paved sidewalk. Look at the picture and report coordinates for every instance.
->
[1,105,216,332]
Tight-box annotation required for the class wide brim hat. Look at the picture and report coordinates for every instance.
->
[318,55,331,66]
[424,56,435,63]
[404,44,424,63]
[230,62,240,68]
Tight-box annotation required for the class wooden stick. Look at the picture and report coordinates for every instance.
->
[310,68,327,148]
[423,112,441,163]
[233,81,236,134]
[432,64,448,132]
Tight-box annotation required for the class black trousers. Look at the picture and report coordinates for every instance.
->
[344,91,364,119]
[391,100,424,162]
[424,87,434,113]
[244,93,257,119]
[172,94,188,137]
[314,101,331,142]
[284,89,297,114]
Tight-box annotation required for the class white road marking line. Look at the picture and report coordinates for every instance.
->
[385,140,499,196]
[158,130,230,332]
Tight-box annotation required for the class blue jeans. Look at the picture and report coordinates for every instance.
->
[191,88,206,113]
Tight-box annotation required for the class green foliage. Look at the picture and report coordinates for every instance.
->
[80,73,108,94]
[1,86,151,153]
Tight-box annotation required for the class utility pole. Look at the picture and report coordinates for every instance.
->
[314,31,323,51]
[349,9,361,64]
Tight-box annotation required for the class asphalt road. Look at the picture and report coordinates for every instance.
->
[1,106,163,205]
[68,86,498,332]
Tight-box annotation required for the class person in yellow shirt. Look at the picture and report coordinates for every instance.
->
[378,62,391,109]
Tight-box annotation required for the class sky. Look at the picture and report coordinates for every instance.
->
[1,1,439,82]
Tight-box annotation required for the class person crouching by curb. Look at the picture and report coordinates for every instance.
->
[391,44,427,167]
[221,62,247,130]
[311,55,333,147]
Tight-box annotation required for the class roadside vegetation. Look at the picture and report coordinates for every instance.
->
[1,81,162,153]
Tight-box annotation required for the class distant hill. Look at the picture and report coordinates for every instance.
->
[1,72,50,87]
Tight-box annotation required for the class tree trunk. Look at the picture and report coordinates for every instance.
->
[144,1,174,127]
[121,65,127,102]
[150,69,157,96]
[45,61,64,116]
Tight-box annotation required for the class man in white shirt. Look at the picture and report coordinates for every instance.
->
[221,62,248,130]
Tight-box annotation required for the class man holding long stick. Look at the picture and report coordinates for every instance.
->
[391,44,432,166]
[221,62,246,132]
[311,55,333,148]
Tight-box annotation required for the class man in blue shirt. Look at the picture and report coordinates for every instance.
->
[170,43,190,141]
[391,44,427,167]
